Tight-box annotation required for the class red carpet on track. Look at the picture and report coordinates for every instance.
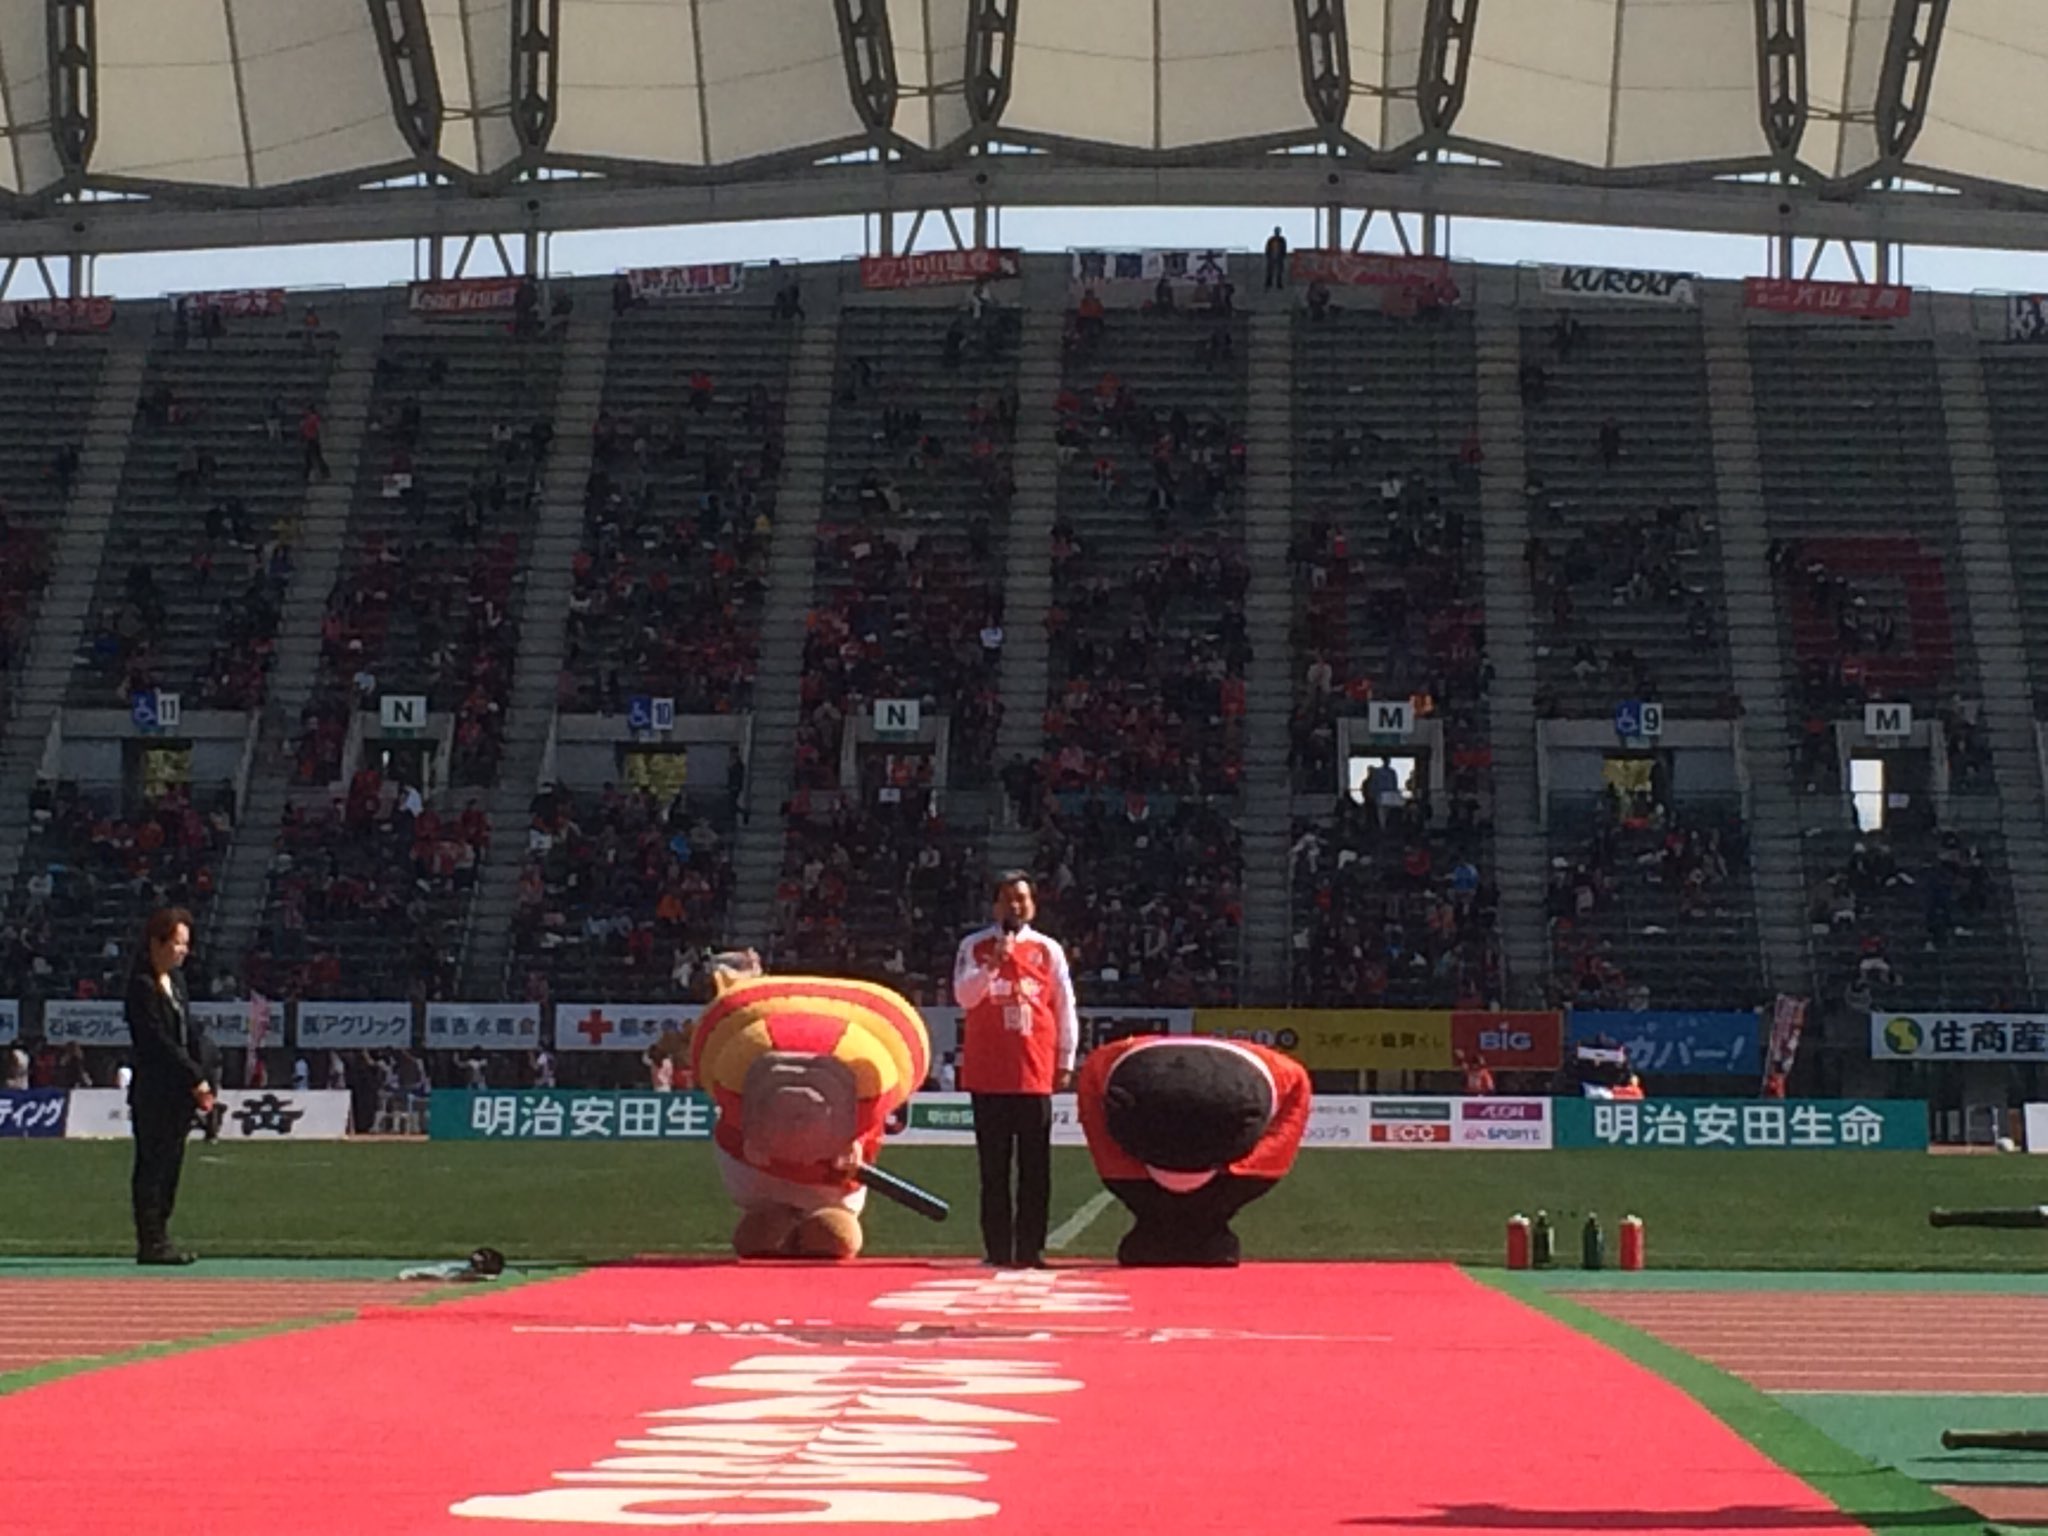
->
[0,1262,1860,1535]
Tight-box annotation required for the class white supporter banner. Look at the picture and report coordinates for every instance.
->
[67,1088,352,1141]
[44,999,129,1046]
[0,998,16,1045]
[891,1093,1551,1149]
[2009,295,2048,342]
[426,1001,544,1051]
[1070,248,1230,303]
[297,1001,413,1050]
[553,1001,700,1052]
[1539,264,1698,306]
[625,263,747,301]
[192,1000,253,1049]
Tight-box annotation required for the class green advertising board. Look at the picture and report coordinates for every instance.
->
[429,1089,715,1141]
[1553,1097,1927,1151]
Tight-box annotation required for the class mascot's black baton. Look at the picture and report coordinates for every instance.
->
[1929,1206,2048,1228]
[857,1163,949,1222]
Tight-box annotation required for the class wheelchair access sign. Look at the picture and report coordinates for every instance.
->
[1613,700,1663,740]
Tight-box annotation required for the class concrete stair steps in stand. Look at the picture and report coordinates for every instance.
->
[1472,286,1548,1001]
[1240,310,1296,1004]
[728,309,842,948]
[0,343,150,895]
[1934,333,2048,1002]
[464,308,617,997]
[988,307,1066,878]
[1700,289,1812,997]
[208,341,380,966]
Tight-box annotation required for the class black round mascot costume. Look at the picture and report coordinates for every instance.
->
[1076,1035,1310,1267]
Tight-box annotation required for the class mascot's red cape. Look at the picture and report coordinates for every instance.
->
[1077,1035,1309,1267]
[690,967,929,1260]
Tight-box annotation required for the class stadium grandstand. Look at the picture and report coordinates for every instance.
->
[1,0,2047,1124]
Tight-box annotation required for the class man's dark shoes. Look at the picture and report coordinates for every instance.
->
[137,1245,196,1266]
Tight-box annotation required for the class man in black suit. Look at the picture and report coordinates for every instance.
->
[124,907,219,1265]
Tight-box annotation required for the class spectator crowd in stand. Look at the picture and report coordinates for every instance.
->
[511,781,735,1002]
[0,780,232,1000]
[1291,787,1499,1008]
[774,784,980,1005]
[1546,785,1748,1010]
[297,353,548,789]
[244,764,487,1003]
[562,370,780,716]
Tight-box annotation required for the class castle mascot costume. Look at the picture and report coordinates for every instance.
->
[1077,1035,1310,1267]
[690,953,930,1260]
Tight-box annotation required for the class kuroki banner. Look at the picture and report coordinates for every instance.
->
[1873,1010,2048,1061]
[296,1001,413,1050]
[0,296,115,332]
[426,1001,544,1052]
[1070,248,1229,302]
[1743,277,1912,320]
[172,288,287,318]
[42,999,128,1046]
[553,1001,700,1052]
[1289,250,1458,299]
[407,277,525,317]
[860,248,1021,291]
[1540,264,1698,307]
[625,263,747,301]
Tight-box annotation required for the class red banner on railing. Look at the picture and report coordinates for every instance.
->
[625,263,747,301]
[407,277,525,317]
[0,296,115,333]
[1291,250,1457,298]
[860,248,1021,291]
[172,288,286,319]
[1743,277,1911,319]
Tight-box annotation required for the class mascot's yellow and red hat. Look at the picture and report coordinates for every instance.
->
[691,970,931,1171]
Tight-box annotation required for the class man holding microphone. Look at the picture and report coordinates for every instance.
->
[952,871,1078,1268]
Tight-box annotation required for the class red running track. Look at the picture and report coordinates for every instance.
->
[0,1280,413,1376]
[1580,1293,2048,1394]
[0,1262,1867,1535]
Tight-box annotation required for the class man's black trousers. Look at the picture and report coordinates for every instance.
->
[971,1092,1052,1266]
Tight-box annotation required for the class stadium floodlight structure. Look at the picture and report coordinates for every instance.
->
[0,0,2040,277]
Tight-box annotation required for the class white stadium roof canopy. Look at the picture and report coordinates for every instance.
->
[4,0,2048,257]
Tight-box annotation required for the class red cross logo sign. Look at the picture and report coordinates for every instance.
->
[575,1009,615,1047]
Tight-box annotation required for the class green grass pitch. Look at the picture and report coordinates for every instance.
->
[5,1141,2047,1271]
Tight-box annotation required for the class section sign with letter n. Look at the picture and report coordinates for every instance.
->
[296,1001,413,1050]
[0,998,17,1045]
